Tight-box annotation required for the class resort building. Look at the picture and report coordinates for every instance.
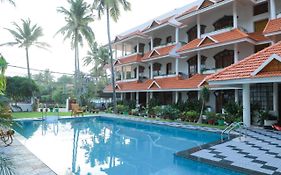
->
[104,0,281,126]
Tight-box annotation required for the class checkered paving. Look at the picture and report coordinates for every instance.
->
[191,128,281,175]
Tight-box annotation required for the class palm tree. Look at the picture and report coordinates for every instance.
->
[83,42,110,77]
[1,19,49,80]
[56,0,95,103]
[0,0,15,6]
[198,86,210,124]
[93,0,131,113]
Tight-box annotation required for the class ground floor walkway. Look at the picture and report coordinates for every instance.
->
[181,128,281,175]
[0,139,56,175]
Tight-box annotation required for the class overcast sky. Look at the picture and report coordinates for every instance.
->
[0,0,195,78]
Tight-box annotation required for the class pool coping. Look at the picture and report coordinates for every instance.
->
[14,114,245,175]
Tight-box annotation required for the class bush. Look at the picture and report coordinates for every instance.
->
[224,101,242,123]
[183,110,199,122]
[161,105,180,120]
[153,106,163,117]
[186,100,202,113]
[116,105,129,114]
[147,98,160,116]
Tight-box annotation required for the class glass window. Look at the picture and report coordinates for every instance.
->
[250,84,273,111]
[166,36,172,44]
[253,2,268,16]
[213,16,233,31]
[214,50,234,69]
[166,63,172,75]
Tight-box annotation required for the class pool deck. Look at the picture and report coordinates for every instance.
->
[0,139,56,175]
[5,114,281,175]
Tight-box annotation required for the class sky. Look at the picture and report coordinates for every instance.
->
[0,0,196,78]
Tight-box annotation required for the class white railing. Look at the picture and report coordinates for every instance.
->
[221,122,245,141]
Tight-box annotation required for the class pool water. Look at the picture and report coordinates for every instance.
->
[14,117,243,175]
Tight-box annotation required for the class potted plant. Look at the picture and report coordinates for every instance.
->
[217,114,225,126]
[205,112,217,125]
[257,110,277,128]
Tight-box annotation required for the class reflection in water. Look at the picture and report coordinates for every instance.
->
[14,117,242,175]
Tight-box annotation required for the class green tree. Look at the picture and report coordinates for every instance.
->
[1,19,49,79]
[0,54,8,95]
[56,0,95,104]
[93,0,131,113]
[6,76,39,104]
[198,86,210,124]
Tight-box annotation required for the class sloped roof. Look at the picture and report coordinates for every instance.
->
[115,54,143,66]
[263,18,281,36]
[208,41,281,82]
[177,29,250,53]
[104,74,209,92]
[142,44,176,60]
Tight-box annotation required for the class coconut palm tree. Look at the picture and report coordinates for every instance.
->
[83,42,110,77]
[1,19,49,80]
[56,0,95,103]
[93,0,131,113]
[0,0,15,6]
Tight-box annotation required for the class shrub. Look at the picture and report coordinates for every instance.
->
[224,101,243,123]
[161,105,180,120]
[153,106,163,117]
[183,110,199,122]
[116,105,129,114]
[186,100,202,113]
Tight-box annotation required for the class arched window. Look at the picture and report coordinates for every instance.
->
[166,36,172,44]
[153,38,162,47]
[153,63,162,76]
[214,49,234,69]
[187,55,207,77]
[186,25,206,42]
[213,15,233,31]
[166,63,172,75]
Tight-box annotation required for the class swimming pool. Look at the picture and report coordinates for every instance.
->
[14,116,243,175]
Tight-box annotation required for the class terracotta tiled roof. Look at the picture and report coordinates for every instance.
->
[104,74,209,92]
[176,5,198,18]
[263,18,281,35]
[142,44,176,60]
[115,54,143,66]
[208,41,281,82]
[248,32,269,43]
[177,29,249,53]
[114,30,147,43]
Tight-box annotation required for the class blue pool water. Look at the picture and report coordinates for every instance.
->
[14,117,243,175]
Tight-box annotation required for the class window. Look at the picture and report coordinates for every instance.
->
[153,63,162,76]
[187,25,206,42]
[214,50,234,69]
[187,91,198,101]
[254,19,268,32]
[153,38,162,47]
[166,63,172,75]
[215,90,235,113]
[251,84,273,111]
[166,36,172,44]
[134,43,145,54]
[213,16,233,31]
[253,2,268,16]
[187,55,207,77]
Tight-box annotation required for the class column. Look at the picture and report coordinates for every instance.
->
[197,15,201,39]
[233,0,238,28]
[175,92,179,103]
[136,41,140,53]
[121,93,123,101]
[136,65,139,80]
[150,92,153,99]
[273,83,279,114]
[175,58,179,76]
[150,37,154,50]
[175,27,180,44]
[234,44,238,63]
[130,92,133,100]
[150,62,154,79]
[198,91,201,100]
[235,89,239,103]
[243,84,251,127]
[136,92,139,107]
[121,66,124,80]
[197,52,201,74]
[114,45,118,59]
[270,0,276,20]
[122,43,125,56]
[146,92,149,107]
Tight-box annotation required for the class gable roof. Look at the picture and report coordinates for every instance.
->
[115,54,143,66]
[263,18,281,36]
[177,29,250,53]
[143,44,176,61]
[208,41,281,82]
[197,0,215,10]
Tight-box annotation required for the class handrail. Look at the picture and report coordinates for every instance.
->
[221,122,245,141]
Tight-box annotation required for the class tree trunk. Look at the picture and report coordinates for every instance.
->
[74,31,81,105]
[25,47,31,80]
[198,100,204,124]
[106,8,117,114]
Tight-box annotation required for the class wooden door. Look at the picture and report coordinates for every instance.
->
[254,19,268,32]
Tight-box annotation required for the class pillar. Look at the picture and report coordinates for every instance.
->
[197,15,201,39]
[150,37,154,50]
[136,41,140,53]
[197,52,201,74]
[270,0,276,20]
[235,89,239,103]
[136,65,139,80]
[273,83,279,115]
[234,44,238,63]
[175,27,179,44]
[121,66,124,80]
[146,92,149,107]
[175,58,179,76]
[243,84,251,127]
[175,91,179,103]
[136,92,139,107]
[122,43,125,56]
[233,0,238,28]
[114,45,118,59]
[121,93,123,101]
[150,62,154,79]
[130,92,133,101]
